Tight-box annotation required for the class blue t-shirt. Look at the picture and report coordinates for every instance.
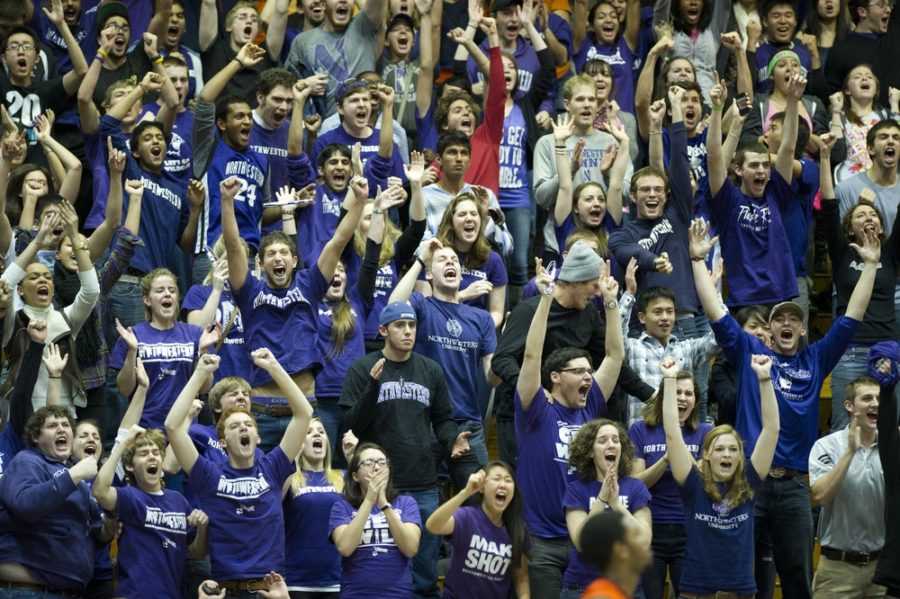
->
[250,113,290,193]
[408,293,497,422]
[678,461,761,595]
[109,321,201,430]
[628,420,711,524]
[514,384,607,538]
[182,285,250,382]
[234,264,330,388]
[498,106,531,210]
[784,159,819,277]
[562,476,651,587]
[284,470,343,588]
[190,447,295,580]
[711,313,858,471]
[316,295,368,397]
[329,494,422,598]
[141,103,194,185]
[708,173,798,307]
[115,486,195,599]
[574,36,637,113]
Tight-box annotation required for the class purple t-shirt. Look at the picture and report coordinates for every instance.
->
[115,486,195,599]
[443,506,526,598]
[562,476,651,587]
[284,470,343,588]
[628,420,712,524]
[498,106,531,210]
[456,250,508,313]
[182,285,250,382]
[708,173,798,307]
[311,126,406,188]
[574,36,637,113]
[514,384,607,538]
[109,321,201,430]
[329,494,422,598]
[234,264,330,388]
[189,446,294,580]
[315,296,368,397]
[296,184,343,269]
[141,103,194,183]
[408,293,496,422]
[679,461,762,595]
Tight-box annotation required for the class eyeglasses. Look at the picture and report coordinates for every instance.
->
[6,42,35,52]
[561,367,592,377]
[869,0,893,8]
[359,458,389,469]
[105,23,130,32]
[637,185,665,195]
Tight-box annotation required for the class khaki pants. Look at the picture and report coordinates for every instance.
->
[812,555,886,599]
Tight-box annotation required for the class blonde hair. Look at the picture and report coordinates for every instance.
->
[699,425,754,507]
[353,200,400,266]
[290,418,344,493]
[121,428,167,486]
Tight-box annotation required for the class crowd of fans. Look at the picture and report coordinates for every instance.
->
[0,0,897,597]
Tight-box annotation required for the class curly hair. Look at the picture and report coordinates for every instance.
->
[436,193,492,269]
[841,201,886,245]
[121,428,167,485]
[699,425,755,507]
[435,90,481,132]
[24,405,73,450]
[568,418,635,482]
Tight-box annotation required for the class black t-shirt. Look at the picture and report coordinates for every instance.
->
[0,75,71,163]
[201,37,276,106]
[92,48,152,109]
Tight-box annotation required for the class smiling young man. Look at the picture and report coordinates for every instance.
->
[166,350,313,595]
[93,425,209,598]
[0,405,110,595]
[513,252,624,599]
[339,301,471,599]
[808,375,886,599]
[536,74,634,260]
[222,171,366,452]
[706,72,801,308]
[690,213,881,599]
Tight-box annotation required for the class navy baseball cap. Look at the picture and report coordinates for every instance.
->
[379,302,418,326]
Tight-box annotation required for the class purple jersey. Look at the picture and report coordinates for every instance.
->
[109,321,201,430]
[628,420,711,524]
[189,447,295,580]
[296,184,343,268]
[498,106,531,209]
[233,264,330,388]
[562,476,651,587]
[407,293,497,422]
[182,285,250,382]
[141,103,194,184]
[115,486,195,599]
[574,36,637,113]
[329,494,422,598]
[283,470,343,588]
[708,174,798,307]
[514,384,607,538]
[442,506,526,598]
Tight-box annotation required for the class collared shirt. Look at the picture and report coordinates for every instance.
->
[809,428,885,552]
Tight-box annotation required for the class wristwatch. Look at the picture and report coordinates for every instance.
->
[605,299,617,310]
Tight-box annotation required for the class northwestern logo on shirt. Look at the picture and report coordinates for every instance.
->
[360,510,399,554]
[225,161,266,182]
[322,195,341,217]
[139,343,195,362]
[141,177,183,210]
[586,45,626,66]
[555,422,583,464]
[463,534,512,577]
[461,266,487,281]
[446,319,462,338]
[216,473,272,500]
[374,265,395,297]
[377,381,431,407]
[638,219,674,250]
[643,442,700,454]
[696,501,749,530]
[297,485,337,495]
[737,204,770,232]
[252,286,310,309]
[251,144,288,159]
[144,507,188,534]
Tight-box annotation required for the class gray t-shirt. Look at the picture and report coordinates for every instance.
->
[809,428,885,552]
[835,171,899,238]
[284,16,379,117]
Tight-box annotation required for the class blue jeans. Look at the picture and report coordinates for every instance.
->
[253,404,293,455]
[641,523,686,599]
[829,345,871,432]
[754,475,814,599]
[192,252,211,287]
[503,207,532,287]
[0,589,78,598]
[404,487,441,599]
[446,421,488,491]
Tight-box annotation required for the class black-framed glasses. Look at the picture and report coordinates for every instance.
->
[359,458,389,469]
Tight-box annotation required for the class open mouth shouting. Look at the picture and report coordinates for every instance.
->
[578,380,591,403]
[603,450,618,468]
[461,219,478,240]
[240,433,252,448]
[82,440,99,457]
[334,2,351,22]
[113,33,127,54]
[458,116,473,136]
[442,263,459,283]
[166,24,181,45]
[54,434,70,454]
[882,144,897,165]
[394,32,412,53]
[492,488,509,509]
[718,458,734,475]
[599,22,617,42]
[36,283,51,302]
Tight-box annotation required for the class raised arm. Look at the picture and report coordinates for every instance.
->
[623,0,641,51]
[605,117,630,225]
[198,0,218,52]
[199,44,265,103]
[594,267,623,400]
[572,0,587,50]
[707,73,727,197]
[775,74,804,184]
[33,111,82,203]
[689,219,726,322]
[646,99,666,173]
[363,0,389,28]
[391,238,440,303]
[660,358,693,484]
[415,0,438,117]
[77,27,113,134]
[108,72,164,122]
[317,176,368,282]
[94,425,146,511]
[375,84,396,159]
[87,140,127,262]
[516,261,551,408]
[844,227,881,321]
[749,354,779,479]
[426,469,485,535]
[220,177,249,292]
[635,37,673,141]
[552,114,575,225]
[164,355,221,475]
[187,262,228,328]
[251,348,314,460]
[43,0,88,94]
[8,321,49,433]
[265,0,290,61]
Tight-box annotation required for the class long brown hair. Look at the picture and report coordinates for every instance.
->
[841,201,886,244]
[325,261,357,356]
[699,425,754,507]
[436,193,491,268]
[343,442,398,508]
[571,182,610,257]
[841,64,882,126]
[642,371,701,431]
[568,419,636,482]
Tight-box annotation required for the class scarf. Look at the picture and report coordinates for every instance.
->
[53,264,101,370]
